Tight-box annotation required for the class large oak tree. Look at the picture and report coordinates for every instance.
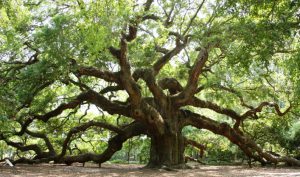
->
[1,0,300,168]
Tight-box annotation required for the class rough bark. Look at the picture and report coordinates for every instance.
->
[147,132,185,168]
[61,122,146,165]
[182,110,300,167]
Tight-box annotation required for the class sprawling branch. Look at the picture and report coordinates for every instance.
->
[33,90,130,122]
[133,69,166,104]
[33,95,86,122]
[83,90,131,117]
[100,85,123,94]
[182,110,300,166]
[241,102,292,118]
[16,90,130,136]
[153,41,187,75]
[7,122,146,165]
[0,134,49,160]
[184,96,292,131]
[76,66,120,83]
[175,48,209,104]
[61,122,146,165]
[186,97,241,120]
[109,29,141,107]
[25,129,56,156]
[58,121,124,158]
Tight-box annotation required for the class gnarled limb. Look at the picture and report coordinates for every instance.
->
[6,122,146,165]
[16,90,130,136]
[76,65,120,83]
[25,129,56,156]
[0,134,51,160]
[61,122,146,165]
[241,102,292,118]
[58,121,124,158]
[182,110,300,166]
[33,90,130,122]
[100,85,123,94]
[184,96,292,131]
[109,32,141,108]
[153,41,187,75]
[133,69,166,105]
[186,96,241,120]
[107,0,156,107]
[175,48,209,104]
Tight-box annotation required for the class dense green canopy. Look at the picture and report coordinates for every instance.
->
[0,0,300,167]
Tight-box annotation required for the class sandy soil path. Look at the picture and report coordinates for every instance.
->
[1,163,300,177]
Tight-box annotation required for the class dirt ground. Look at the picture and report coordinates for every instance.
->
[0,163,300,177]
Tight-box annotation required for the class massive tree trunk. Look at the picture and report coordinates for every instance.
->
[148,132,185,168]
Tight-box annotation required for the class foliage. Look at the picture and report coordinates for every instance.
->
[0,0,300,166]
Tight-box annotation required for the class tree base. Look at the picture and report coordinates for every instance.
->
[144,162,193,170]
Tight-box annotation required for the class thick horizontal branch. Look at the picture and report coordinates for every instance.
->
[181,110,267,164]
[100,85,123,94]
[34,99,83,122]
[85,90,131,117]
[182,110,300,166]
[186,97,241,120]
[76,66,120,83]
[61,122,146,165]
[9,122,146,165]
[34,90,130,122]
[59,121,124,158]
[184,97,292,130]
[25,129,56,156]
[0,134,50,159]
[13,90,131,136]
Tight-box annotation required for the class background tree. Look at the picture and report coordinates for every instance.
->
[1,0,300,168]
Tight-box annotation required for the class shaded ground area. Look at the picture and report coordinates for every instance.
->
[1,163,300,177]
